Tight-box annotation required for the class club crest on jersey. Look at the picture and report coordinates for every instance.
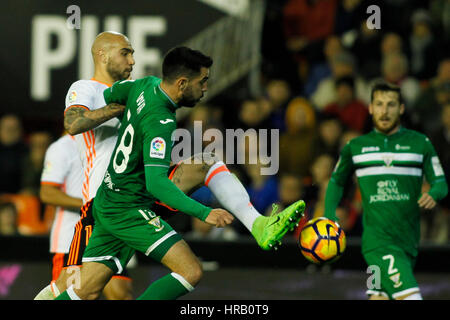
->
[150,137,166,159]
[42,161,52,176]
[68,90,77,103]
[382,154,394,167]
[148,217,164,232]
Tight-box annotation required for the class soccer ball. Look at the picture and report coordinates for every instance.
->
[298,217,346,264]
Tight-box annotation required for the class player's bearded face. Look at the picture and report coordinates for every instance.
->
[370,91,404,134]
[107,57,133,81]
[179,85,199,107]
[179,68,209,107]
[106,45,134,81]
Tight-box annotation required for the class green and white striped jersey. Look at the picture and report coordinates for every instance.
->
[326,127,448,256]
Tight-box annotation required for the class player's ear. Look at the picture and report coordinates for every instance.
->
[177,77,189,92]
[98,50,107,64]
[399,103,405,115]
[368,103,374,115]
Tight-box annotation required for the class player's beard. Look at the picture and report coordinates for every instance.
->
[107,61,131,82]
[179,86,203,108]
[373,115,401,135]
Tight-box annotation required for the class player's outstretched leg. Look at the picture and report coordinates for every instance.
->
[251,200,306,250]
[171,153,262,236]
[175,153,306,250]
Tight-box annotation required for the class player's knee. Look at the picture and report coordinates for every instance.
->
[191,265,203,286]
[191,152,220,169]
[184,152,221,183]
[202,152,221,166]
[85,290,102,300]
[103,287,133,300]
[182,260,203,286]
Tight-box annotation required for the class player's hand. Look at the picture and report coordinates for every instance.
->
[205,209,234,228]
[418,193,437,210]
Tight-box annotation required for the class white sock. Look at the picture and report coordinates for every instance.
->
[205,161,261,232]
[34,284,54,300]
[402,292,423,300]
[66,285,82,300]
[171,272,195,292]
[50,281,60,297]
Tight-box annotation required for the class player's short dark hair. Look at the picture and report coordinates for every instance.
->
[370,81,404,105]
[162,46,213,83]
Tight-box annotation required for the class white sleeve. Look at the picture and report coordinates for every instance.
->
[40,140,70,186]
[65,80,96,111]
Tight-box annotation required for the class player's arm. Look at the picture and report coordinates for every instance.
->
[419,138,448,209]
[142,118,232,226]
[40,183,83,211]
[40,141,83,211]
[64,104,125,135]
[324,143,354,221]
[145,166,233,227]
[143,122,211,222]
[64,79,135,135]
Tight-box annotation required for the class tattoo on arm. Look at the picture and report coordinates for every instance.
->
[64,103,125,135]
[172,165,183,185]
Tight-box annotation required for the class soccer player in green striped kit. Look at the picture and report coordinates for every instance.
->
[55,46,305,300]
[324,82,448,300]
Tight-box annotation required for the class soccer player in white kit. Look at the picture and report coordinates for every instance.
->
[34,31,135,300]
[40,134,83,283]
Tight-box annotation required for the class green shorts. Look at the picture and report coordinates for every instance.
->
[363,245,419,299]
[82,204,182,274]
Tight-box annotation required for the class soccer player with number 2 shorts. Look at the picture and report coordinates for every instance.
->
[55,46,305,300]
[324,82,448,300]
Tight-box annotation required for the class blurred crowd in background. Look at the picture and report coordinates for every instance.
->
[0,0,449,245]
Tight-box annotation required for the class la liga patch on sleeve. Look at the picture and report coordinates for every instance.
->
[68,90,77,103]
[150,137,166,159]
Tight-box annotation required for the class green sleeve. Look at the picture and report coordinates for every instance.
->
[142,109,211,221]
[145,165,212,221]
[324,179,345,221]
[428,180,449,202]
[423,137,449,201]
[103,79,136,104]
[331,142,354,187]
[324,142,354,221]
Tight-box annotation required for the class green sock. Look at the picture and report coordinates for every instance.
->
[137,272,193,300]
[54,286,81,300]
[54,290,71,300]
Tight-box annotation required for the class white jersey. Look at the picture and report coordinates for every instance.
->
[64,79,120,204]
[41,135,83,253]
